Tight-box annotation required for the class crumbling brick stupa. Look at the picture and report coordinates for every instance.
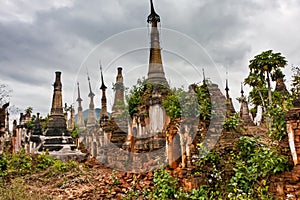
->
[78,0,229,173]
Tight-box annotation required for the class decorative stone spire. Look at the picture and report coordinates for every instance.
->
[112,67,125,114]
[110,67,128,134]
[202,68,207,86]
[32,113,42,136]
[240,83,244,99]
[99,63,108,125]
[239,83,254,125]
[51,72,63,115]
[275,73,289,97]
[86,71,97,127]
[46,71,68,135]
[37,72,75,152]
[147,0,168,85]
[225,79,236,116]
[225,79,229,99]
[76,82,85,128]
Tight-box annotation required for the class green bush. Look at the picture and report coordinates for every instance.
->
[149,167,179,199]
[0,154,8,177]
[223,113,241,131]
[266,100,291,141]
[36,152,56,169]
[7,149,32,176]
[229,136,288,198]
[0,150,79,180]
[162,88,183,120]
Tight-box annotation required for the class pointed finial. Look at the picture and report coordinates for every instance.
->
[99,60,107,90]
[202,68,206,85]
[86,67,95,97]
[147,0,160,23]
[225,79,229,91]
[77,82,82,102]
[86,67,90,80]
[241,82,244,97]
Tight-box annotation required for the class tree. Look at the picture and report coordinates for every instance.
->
[291,66,300,100]
[25,107,33,115]
[0,83,12,107]
[246,50,287,106]
[244,72,267,110]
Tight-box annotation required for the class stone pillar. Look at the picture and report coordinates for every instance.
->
[0,103,9,135]
[69,106,75,130]
[179,133,186,168]
[285,102,300,165]
[167,134,175,168]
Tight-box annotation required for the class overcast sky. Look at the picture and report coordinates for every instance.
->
[0,0,299,121]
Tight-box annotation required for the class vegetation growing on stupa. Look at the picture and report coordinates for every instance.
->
[1,50,300,199]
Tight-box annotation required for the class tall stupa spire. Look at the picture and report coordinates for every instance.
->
[240,82,245,99]
[225,79,229,99]
[239,82,254,125]
[86,69,97,127]
[147,0,168,85]
[87,70,95,98]
[112,67,125,114]
[50,71,64,115]
[40,71,75,151]
[99,62,108,124]
[76,82,85,128]
[225,79,236,116]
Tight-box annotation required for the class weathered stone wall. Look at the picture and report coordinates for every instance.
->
[269,107,300,199]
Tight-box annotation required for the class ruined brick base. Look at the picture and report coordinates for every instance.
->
[269,165,300,200]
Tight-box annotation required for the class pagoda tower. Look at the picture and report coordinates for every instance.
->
[99,64,109,127]
[76,82,85,128]
[239,83,254,125]
[275,71,290,97]
[147,0,168,85]
[111,67,125,115]
[86,72,97,127]
[46,72,68,134]
[110,67,128,135]
[41,71,75,151]
[225,79,236,116]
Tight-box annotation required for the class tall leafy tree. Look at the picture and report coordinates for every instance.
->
[244,72,267,110]
[291,66,300,100]
[245,50,287,107]
[0,83,11,107]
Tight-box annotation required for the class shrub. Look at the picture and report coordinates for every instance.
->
[223,113,241,131]
[148,167,179,200]
[36,152,56,169]
[229,136,288,198]
[0,154,8,177]
[7,149,32,176]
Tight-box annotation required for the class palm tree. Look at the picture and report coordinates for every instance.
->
[25,107,33,114]
[248,50,287,105]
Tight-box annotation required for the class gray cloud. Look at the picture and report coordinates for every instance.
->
[0,0,299,120]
